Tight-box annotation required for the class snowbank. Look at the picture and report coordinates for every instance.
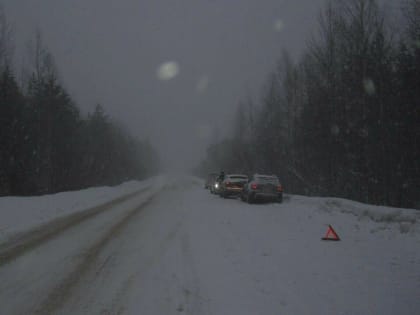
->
[287,194,420,237]
[0,177,161,244]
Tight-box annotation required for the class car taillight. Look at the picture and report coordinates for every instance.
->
[277,185,283,192]
[251,183,258,190]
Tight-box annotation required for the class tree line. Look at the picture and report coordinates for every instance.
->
[0,8,159,196]
[196,0,420,209]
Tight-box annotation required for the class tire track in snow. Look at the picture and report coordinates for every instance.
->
[0,187,149,266]
[34,192,157,315]
[53,191,189,315]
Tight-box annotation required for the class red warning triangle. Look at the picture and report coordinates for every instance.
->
[322,225,340,241]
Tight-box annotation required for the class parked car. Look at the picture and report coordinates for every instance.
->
[241,174,283,203]
[210,171,225,194]
[205,173,218,189]
[211,176,223,194]
[210,176,220,194]
[219,174,248,198]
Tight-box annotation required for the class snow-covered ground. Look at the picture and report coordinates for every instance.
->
[0,176,164,244]
[0,175,419,314]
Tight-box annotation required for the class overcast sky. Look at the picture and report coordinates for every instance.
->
[1,0,398,171]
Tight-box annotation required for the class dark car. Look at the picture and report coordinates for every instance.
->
[241,174,283,203]
[205,173,218,189]
[219,174,248,198]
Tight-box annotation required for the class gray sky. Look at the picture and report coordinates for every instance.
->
[3,0,330,170]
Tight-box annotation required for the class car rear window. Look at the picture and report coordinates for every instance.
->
[256,176,279,184]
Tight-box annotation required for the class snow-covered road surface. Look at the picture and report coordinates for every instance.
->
[0,175,419,315]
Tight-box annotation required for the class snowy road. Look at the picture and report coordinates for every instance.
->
[1,176,419,315]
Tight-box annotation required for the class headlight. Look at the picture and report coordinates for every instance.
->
[215,183,219,188]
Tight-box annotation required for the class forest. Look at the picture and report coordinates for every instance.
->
[196,0,420,209]
[0,8,159,196]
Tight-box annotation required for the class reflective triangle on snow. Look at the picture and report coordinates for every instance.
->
[322,224,340,241]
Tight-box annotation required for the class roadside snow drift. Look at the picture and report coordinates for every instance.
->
[0,176,164,244]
